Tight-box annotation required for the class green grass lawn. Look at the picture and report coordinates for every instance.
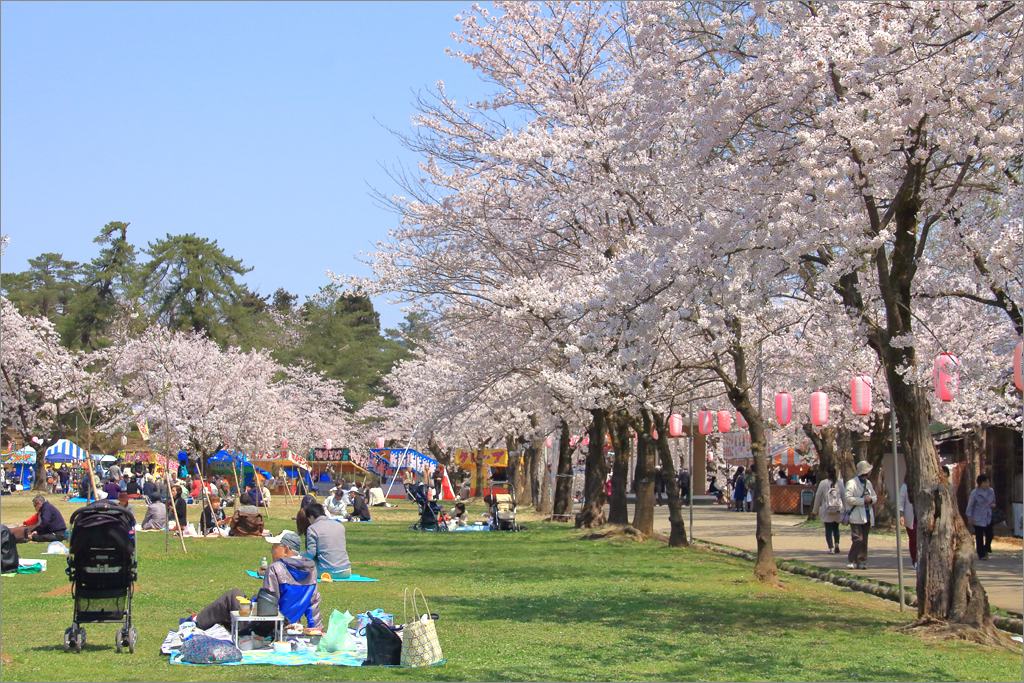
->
[1,492,1020,681]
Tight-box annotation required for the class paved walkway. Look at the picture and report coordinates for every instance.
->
[635,504,1023,615]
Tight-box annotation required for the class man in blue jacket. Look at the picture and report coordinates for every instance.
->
[26,495,67,543]
[192,531,322,633]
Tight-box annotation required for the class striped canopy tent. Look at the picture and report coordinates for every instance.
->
[45,439,89,463]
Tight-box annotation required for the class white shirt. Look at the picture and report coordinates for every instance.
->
[898,483,915,530]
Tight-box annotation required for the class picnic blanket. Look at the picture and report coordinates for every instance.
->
[452,524,493,532]
[170,648,366,667]
[245,569,377,583]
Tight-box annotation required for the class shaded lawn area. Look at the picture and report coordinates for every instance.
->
[0,493,1019,681]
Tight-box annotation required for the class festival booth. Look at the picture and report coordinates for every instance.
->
[309,447,375,493]
[368,448,454,500]
[1,446,38,489]
[250,452,313,495]
[116,450,172,474]
[204,451,273,491]
[769,446,814,514]
[453,448,509,497]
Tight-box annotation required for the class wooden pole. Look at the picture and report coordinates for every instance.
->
[230,456,243,505]
[165,465,188,553]
[252,462,272,515]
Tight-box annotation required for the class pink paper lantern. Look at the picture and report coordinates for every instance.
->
[774,393,793,427]
[651,429,659,440]
[667,414,685,438]
[810,391,829,426]
[697,410,715,435]
[933,353,960,402]
[545,436,553,448]
[717,410,732,433]
[1013,341,1022,392]
[375,437,386,449]
[569,435,579,447]
[281,438,289,452]
[735,412,748,429]
[850,375,872,415]
[582,436,590,447]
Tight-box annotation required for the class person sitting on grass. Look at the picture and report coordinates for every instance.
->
[349,490,372,522]
[303,503,351,579]
[200,496,228,536]
[171,485,188,533]
[11,495,68,543]
[324,487,348,520]
[141,495,167,530]
[448,502,468,529]
[295,494,318,538]
[191,531,322,634]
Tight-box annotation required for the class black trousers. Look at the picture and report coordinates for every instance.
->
[823,522,840,550]
[974,524,994,558]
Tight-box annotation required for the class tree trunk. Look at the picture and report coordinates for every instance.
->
[575,408,608,528]
[474,445,486,499]
[608,413,631,525]
[31,437,60,491]
[651,410,688,546]
[887,370,994,631]
[537,433,554,515]
[803,423,836,481]
[630,412,656,536]
[835,428,856,481]
[552,419,573,519]
[523,434,542,508]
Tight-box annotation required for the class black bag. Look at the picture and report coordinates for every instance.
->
[363,615,403,666]
[1,525,18,573]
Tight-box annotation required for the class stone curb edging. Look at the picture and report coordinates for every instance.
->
[693,540,1023,636]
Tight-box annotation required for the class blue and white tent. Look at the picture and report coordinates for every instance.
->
[45,439,89,463]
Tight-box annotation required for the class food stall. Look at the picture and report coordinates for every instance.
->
[453,448,509,497]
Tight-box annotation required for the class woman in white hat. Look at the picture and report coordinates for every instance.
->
[843,460,876,569]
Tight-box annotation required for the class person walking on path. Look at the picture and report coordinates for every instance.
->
[731,467,747,512]
[811,468,845,554]
[844,461,876,569]
[898,476,917,569]
[965,474,996,560]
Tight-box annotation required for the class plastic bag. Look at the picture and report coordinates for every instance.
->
[318,609,355,653]
[179,633,243,664]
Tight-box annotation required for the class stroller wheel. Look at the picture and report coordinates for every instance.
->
[115,630,122,653]
[128,627,138,654]
[63,627,74,652]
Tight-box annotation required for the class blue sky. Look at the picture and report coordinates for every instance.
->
[1,1,487,329]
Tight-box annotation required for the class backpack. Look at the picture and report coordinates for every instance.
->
[229,510,264,537]
[825,482,843,515]
[1,524,20,573]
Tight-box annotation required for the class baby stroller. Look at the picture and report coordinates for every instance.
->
[407,483,445,532]
[491,493,519,531]
[63,501,137,653]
